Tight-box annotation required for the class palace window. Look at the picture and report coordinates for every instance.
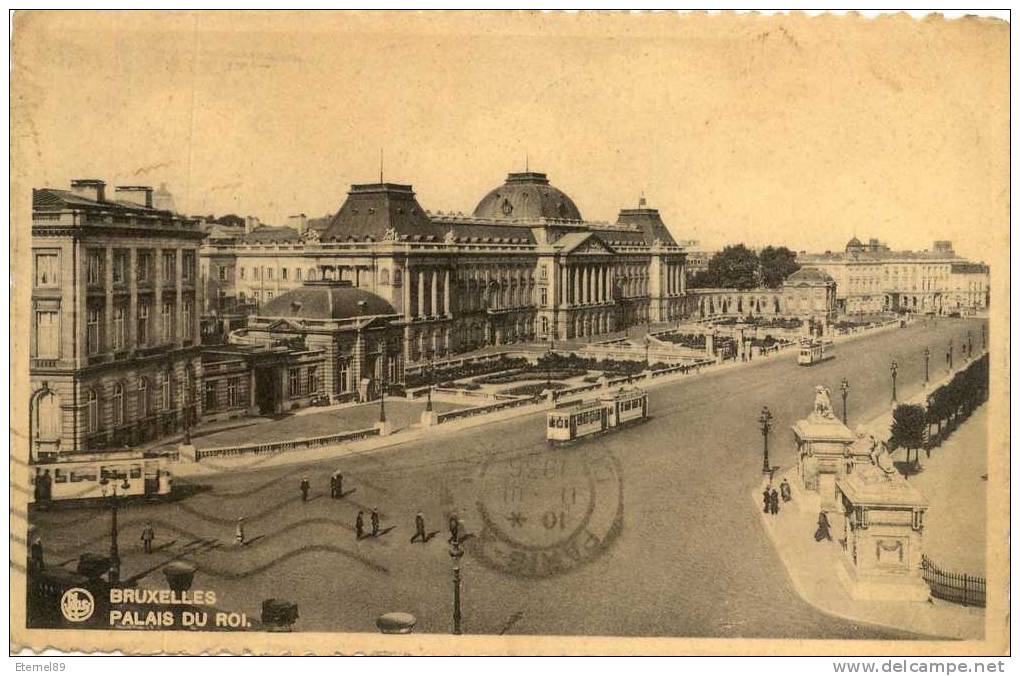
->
[288,368,301,397]
[338,358,349,392]
[86,250,104,285]
[205,381,218,411]
[34,309,60,358]
[239,266,246,280]
[296,268,303,281]
[266,268,274,280]
[182,300,193,340]
[86,306,102,355]
[182,252,195,282]
[218,265,227,281]
[137,378,150,417]
[540,288,548,307]
[161,252,176,282]
[34,252,59,288]
[282,268,288,281]
[35,391,60,440]
[112,250,128,285]
[161,371,174,411]
[161,302,175,342]
[84,388,98,433]
[137,303,149,344]
[227,377,242,408]
[137,252,153,282]
[308,365,318,394]
[112,383,125,426]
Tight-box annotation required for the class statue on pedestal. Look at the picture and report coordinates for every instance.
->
[813,385,835,419]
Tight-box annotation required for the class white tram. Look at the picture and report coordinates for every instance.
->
[547,387,649,444]
[797,339,835,366]
[29,451,174,503]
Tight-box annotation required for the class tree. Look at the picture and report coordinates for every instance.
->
[759,246,801,288]
[697,244,760,289]
[890,404,927,468]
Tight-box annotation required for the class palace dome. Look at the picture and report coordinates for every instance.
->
[472,171,583,221]
[785,268,835,285]
[259,281,397,320]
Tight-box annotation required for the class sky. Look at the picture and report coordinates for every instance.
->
[12,11,1009,260]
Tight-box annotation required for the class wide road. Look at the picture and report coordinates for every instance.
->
[32,317,986,638]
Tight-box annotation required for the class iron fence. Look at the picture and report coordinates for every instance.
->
[920,554,985,607]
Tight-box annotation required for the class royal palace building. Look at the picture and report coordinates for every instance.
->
[799,237,989,316]
[201,170,689,362]
[30,180,205,460]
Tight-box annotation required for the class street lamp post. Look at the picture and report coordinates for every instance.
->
[545,342,553,389]
[840,377,850,425]
[644,335,650,368]
[758,406,773,475]
[424,350,434,413]
[378,339,388,425]
[890,360,898,403]
[923,347,930,384]
[948,340,954,371]
[101,475,131,584]
[967,331,973,360]
[449,537,464,635]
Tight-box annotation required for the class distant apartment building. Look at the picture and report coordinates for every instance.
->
[799,237,989,316]
[30,180,206,460]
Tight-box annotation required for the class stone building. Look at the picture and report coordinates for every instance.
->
[946,262,990,314]
[228,280,404,404]
[800,237,988,316]
[780,268,838,323]
[30,180,206,460]
[200,171,688,361]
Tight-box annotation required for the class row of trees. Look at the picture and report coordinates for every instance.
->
[689,244,800,290]
[889,354,989,467]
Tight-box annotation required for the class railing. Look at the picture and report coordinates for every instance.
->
[920,554,985,607]
[83,409,188,450]
[195,426,381,461]
[435,395,541,424]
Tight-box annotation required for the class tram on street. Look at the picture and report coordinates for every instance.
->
[547,387,649,445]
[29,451,174,503]
[797,339,835,366]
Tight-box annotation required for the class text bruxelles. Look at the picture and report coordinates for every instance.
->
[109,589,217,605]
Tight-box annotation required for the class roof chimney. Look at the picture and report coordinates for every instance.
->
[287,213,308,236]
[115,185,154,208]
[70,179,106,203]
[245,215,260,235]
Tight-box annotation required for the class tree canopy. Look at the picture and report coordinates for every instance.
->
[689,244,801,290]
[759,245,801,288]
[890,403,927,467]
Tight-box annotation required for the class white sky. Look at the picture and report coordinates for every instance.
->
[12,11,1008,261]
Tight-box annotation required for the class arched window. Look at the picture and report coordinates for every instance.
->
[112,383,125,426]
[84,388,98,433]
[36,391,60,439]
[138,377,150,418]
[393,269,402,285]
[380,269,390,285]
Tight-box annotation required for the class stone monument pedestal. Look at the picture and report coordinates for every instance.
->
[836,463,929,602]
[420,409,438,427]
[374,421,392,436]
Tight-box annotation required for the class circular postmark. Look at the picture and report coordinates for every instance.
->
[60,587,95,623]
[468,445,623,578]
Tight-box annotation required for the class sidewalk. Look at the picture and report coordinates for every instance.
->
[752,474,984,640]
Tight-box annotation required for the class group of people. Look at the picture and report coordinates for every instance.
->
[762,478,792,515]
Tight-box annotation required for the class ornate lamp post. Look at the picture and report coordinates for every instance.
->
[890,360,898,403]
[840,377,850,425]
[424,349,434,413]
[100,475,131,583]
[644,335,650,368]
[923,346,930,384]
[545,341,553,390]
[948,340,954,371]
[449,535,464,635]
[758,406,773,475]
[967,331,973,360]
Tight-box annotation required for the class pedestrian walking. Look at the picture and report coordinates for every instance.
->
[29,536,44,573]
[141,521,155,554]
[762,487,771,514]
[235,518,246,546]
[411,512,427,544]
[371,507,380,537]
[300,478,310,502]
[355,511,365,539]
[814,510,833,542]
[335,472,343,498]
[769,487,780,515]
[329,474,337,499]
[448,512,460,543]
[780,478,792,503]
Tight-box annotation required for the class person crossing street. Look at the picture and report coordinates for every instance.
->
[371,507,381,537]
[411,512,427,544]
[141,522,155,554]
[300,478,310,502]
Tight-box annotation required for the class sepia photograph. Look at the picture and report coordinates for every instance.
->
[8,9,1010,658]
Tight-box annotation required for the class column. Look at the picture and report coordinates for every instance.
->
[444,269,451,317]
[573,267,580,304]
[402,265,411,318]
[105,247,114,354]
[431,269,439,318]
[417,269,426,319]
[608,266,614,301]
[175,247,184,348]
[599,266,605,302]
[153,247,163,344]
[560,266,567,305]
[128,248,138,347]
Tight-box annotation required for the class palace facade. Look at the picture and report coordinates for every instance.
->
[201,171,689,362]
[30,180,205,459]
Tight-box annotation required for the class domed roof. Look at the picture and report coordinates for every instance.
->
[845,236,864,250]
[259,281,397,320]
[785,267,835,285]
[473,171,583,221]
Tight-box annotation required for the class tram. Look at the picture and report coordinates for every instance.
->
[797,339,835,366]
[29,451,174,503]
[547,387,649,444]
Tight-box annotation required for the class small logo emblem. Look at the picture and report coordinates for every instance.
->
[60,588,95,622]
